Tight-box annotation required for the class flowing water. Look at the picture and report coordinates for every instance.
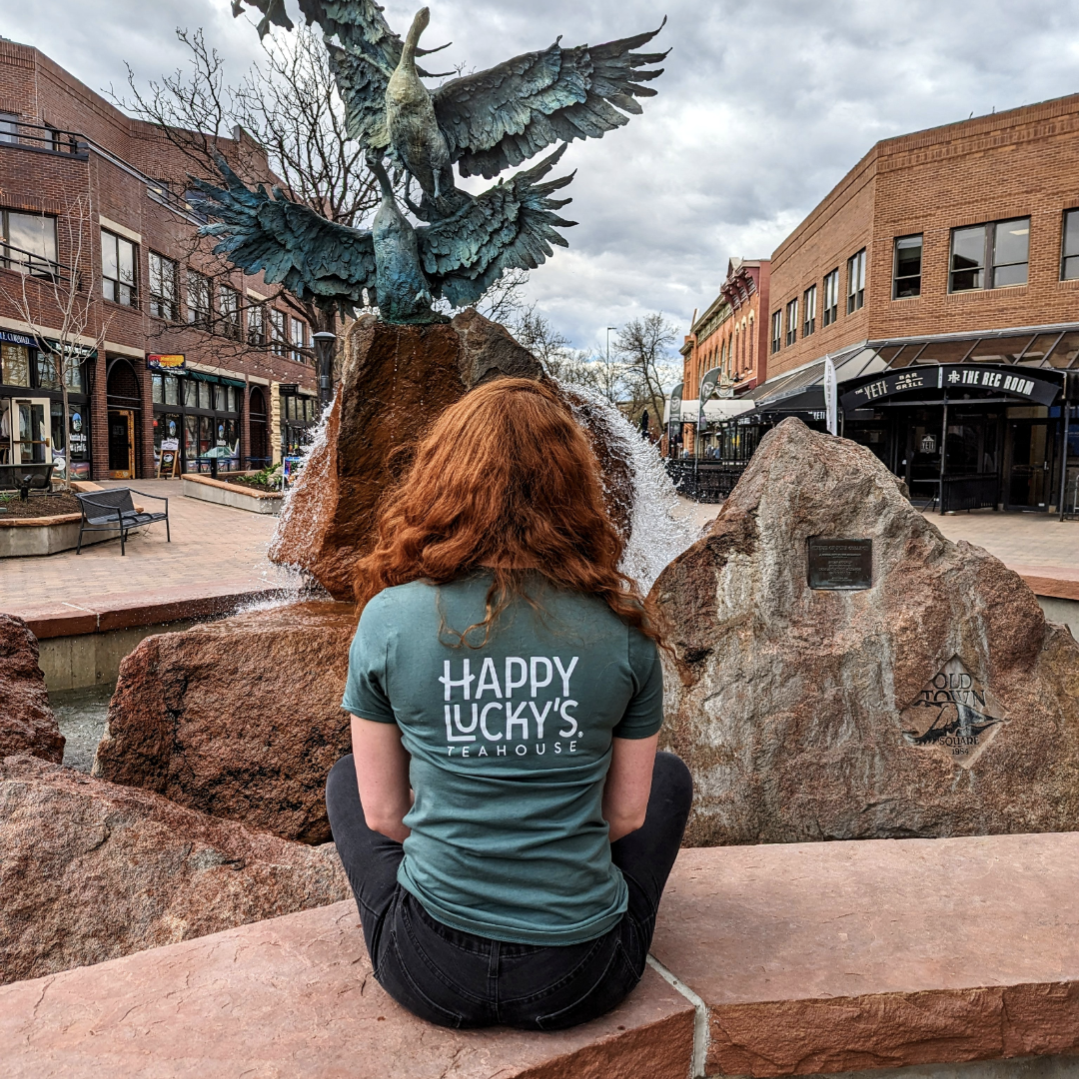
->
[50,683,114,773]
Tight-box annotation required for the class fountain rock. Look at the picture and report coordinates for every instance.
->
[92,600,355,844]
[0,614,63,763]
[654,417,1079,846]
[0,754,348,985]
[270,310,634,599]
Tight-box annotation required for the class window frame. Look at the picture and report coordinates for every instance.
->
[770,310,782,354]
[269,308,287,356]
[785,298,798,347]
[802,284,817,337]
[218,284,242,341]
[846,248,866,314]
[186,269,212,329]
[148,251,179,320]
[101,228,138,307]
[892,234,923,299]
[949,218,1030,293]
[247,302,266,347]
[823,268,839,326]
[1062,209,1079,281]
[290,316,306,362]
[2,209,59,277]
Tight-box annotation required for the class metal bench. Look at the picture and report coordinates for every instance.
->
[74,488,170,555]
[0,462,55,500]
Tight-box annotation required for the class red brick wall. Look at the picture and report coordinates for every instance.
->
[0,42,318,480]
[765,91,1079,380]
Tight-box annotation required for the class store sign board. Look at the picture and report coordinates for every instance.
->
[0,331,35,347]
[841,365,1059,411]
[148,354,186,370]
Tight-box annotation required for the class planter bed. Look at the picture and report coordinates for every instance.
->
[0,483,142,557]
[181,472,283,515]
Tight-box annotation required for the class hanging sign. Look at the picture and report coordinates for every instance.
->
[841,365,1059,411]
[147,354,186,370]
[823,356,838,436]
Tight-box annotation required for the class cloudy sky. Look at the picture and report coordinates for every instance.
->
[9,0,1079,351]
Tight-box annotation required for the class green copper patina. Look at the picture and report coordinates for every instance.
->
[198,1,667,323]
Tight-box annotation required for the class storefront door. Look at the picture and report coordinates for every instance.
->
[1006,420,1051,510]
[107,409,135,479]
[15,398,53,465]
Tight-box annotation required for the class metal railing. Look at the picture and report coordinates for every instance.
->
[665,459,748,503]
[0,119,85,156]
[0,239,78,287]
[941,473,999,513]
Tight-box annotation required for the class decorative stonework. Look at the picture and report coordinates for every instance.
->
[901,655,1007,768]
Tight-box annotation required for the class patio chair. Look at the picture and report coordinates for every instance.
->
[74,488,170,555]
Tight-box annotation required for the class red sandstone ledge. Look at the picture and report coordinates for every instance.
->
[0,902,694,1079]
[650,833,1079,1077]
[5,582,296,639]
[3,833,1079,1077]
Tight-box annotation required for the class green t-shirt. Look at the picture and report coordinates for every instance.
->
[341,574,663,946]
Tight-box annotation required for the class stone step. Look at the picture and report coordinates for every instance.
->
[3,832,1079,1078]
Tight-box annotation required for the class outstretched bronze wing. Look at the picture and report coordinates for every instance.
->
[432,22,667,179]
[192,158,377,311]
[418,145,577,309]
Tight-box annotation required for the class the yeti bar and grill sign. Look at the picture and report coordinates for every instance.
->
[901,655,1007,768]
[807,537,873,590]
[840,365,1058,410]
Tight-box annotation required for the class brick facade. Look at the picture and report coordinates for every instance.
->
[766,92,1079,377]
[0,41,319,482]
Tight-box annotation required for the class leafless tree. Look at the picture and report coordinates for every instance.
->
[0,194,113,488]
[614,313,679,428]
[111,24,381,357]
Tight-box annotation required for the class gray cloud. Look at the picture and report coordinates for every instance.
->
[8,0,1079,350]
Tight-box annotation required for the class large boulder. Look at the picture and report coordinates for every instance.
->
[270,310,634,599]
[653,417,1079,846]
[0,754,348,985]
[0,614,63,763]
[92,600,355,844]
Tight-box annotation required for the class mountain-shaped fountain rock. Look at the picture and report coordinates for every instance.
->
[0,614,63,763]
[92,600,355,844]
[0,754,348,985]
[652,416,1079,846]
[269,310,634,599]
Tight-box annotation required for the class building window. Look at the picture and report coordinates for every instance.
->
[1062,209,1079,280]
[186,270,211,328]
[893,235,922,298]
[0,113,18,144]
[247,303,265,347]
[270,308,287,355]
[101,229,137,307]
[770,310,782,354]
[950,219,1029,292]
[785,298,798,346]
[148,252,178,320]
[802,285,816,337]
[992,218,1029,287]
[2,210,58,276]
[846,248,866,313]
[290,317,306,362]
[219,285,242,341]
[823,268,839,325]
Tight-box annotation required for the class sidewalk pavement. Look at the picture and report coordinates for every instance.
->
[0,479,297,627]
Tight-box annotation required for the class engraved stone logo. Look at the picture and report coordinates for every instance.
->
[900,656,1007,768]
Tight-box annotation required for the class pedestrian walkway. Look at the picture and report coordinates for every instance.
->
[0,480,296,625]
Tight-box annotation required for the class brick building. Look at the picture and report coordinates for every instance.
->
[676,258,770,455]
[0,40,320,484]
[694,91,1079,517]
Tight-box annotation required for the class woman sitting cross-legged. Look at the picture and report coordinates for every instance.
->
[326,377,692,1031]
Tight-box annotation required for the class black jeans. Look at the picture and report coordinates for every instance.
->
[325,751,692,1030]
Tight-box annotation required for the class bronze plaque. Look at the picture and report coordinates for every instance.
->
[807,537,872,590]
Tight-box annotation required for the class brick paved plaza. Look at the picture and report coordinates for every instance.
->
[0,481,295,622]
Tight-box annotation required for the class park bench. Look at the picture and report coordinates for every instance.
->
[0,462,54,500]
[74,488,170,555]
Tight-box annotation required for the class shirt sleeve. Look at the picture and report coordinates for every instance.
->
[613,630,664,739]
[341,595,397,724]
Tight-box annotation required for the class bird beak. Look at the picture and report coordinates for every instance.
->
[413,7,430,36]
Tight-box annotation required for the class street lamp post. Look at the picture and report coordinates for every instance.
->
[312,331,337,408]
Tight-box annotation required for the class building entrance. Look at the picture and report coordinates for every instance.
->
[1005,418,1051,510]
[107,409,135,479]
[12,398,53,465]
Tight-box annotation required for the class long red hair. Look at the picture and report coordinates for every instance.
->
[353,377,661,646]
